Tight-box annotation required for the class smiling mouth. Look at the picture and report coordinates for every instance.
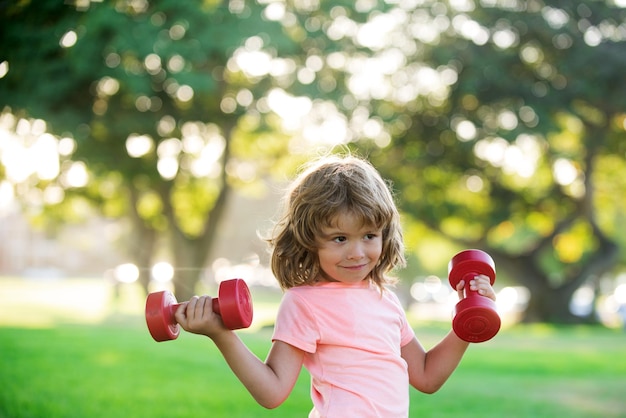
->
[342,264,367,270]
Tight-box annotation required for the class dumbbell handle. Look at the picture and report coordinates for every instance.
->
[165,298,222,320]
[460,273,482,298]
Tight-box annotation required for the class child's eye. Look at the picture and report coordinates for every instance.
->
[332,236,346,243]
[365,233,378,240]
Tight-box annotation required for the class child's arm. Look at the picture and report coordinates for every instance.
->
[401,275,496,394]
[175,296,304,409]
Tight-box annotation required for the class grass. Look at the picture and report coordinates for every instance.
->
[1,278,625,417]
[0,321,310,417]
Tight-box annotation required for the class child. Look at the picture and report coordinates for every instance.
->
[175,155,496,417]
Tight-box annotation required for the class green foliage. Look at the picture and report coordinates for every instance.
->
[0,0,317,299]
[358,1,626,321]
[3,0,626,320]
[171,178,218,235]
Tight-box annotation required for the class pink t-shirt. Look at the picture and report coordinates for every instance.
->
[272,280,416,418]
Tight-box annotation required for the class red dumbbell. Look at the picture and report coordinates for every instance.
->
[145,278,253,342]
[448,249,500,343]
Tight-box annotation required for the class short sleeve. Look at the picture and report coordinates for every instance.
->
[400,315,415,347]
[272,289,319,353]
[386,288,415,347]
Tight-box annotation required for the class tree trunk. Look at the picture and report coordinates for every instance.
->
[165,120,235,301]
[522,283,578,323]
[170,234,205,301]
[126,185,157,294]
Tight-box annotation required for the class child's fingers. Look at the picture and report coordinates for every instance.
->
[192,295,207,318]
[471,275,496,301]
[454,275,496,302]
[455,279,465,299]
[174,300,190,326]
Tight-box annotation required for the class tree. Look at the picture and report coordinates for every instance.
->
[0,0,310,299]
[5,0,626,323]
[0,0,394,299]
[360,0,626,322]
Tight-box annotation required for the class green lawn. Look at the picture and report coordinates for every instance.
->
[1,279,625,417]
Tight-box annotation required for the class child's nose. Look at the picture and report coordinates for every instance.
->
[347,242,365,259]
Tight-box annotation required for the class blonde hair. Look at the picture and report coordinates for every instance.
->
[266,155,405,290]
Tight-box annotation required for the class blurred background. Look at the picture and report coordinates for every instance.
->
[4,2,626,417]
[2,0,626,331]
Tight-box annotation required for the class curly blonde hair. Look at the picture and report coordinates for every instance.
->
[266,155,405,290]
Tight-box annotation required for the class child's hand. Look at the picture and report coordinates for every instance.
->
[175,295,228,339]
[455,274,496,302]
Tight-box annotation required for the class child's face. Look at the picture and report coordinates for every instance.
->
[315,211,383,284]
